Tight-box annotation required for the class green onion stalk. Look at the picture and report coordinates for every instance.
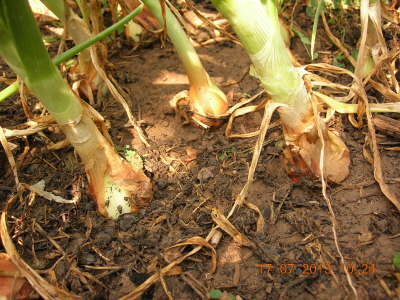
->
[142,0,229,128]
[211,0,350,183]
[0,0,152,218]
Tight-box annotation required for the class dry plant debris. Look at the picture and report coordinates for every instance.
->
[1,1,400,299]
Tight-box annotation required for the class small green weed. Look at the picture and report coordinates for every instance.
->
[308,0,360,11]
[116,145,143,170]
[292,28,318,60]
[218,146,238,161]
[393,253,400,268]
[332,51,346,68]
[209,289,235,300]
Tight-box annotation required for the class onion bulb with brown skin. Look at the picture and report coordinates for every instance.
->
[211,0,350,184]
[0,0,152,220]
[170,71,229,129]
[279,102,350,184]
[62,113,152,219]
[143,0,229,129]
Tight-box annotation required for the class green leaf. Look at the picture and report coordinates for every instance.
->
[332,61,345,68]
[65,59,76,67]
[125,149,137,157]
[393,253,400,268]
[292,28,311,45]
[300,36,311,44]
[0,4,144,103]
[310,0,324,60]
[209,289,222,298]
[42,36,61,43]
[309,0,319,7]
[334,52,345,60]
[227,147,236,153]
[351,49,359,61]
[306,6,315,18]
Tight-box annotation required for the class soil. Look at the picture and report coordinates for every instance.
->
[1,2,400,300]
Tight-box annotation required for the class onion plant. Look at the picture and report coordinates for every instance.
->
[211,0,350,184]
[355,0,398,95]
[355,0,380,77]
[142,0,229,128]
[0,0,152,219]
[40,0,107,104]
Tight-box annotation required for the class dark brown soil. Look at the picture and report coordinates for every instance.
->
[1,2,400,300]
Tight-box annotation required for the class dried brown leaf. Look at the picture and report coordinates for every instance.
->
[211,208,254,247]
[164,237,217,274]
[311,98,358,299]
[120,237,215,299]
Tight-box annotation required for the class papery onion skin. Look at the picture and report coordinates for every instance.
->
[62,113,152,219]
[280,106,351,184]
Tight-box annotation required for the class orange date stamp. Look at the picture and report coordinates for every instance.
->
[259,263,375,275]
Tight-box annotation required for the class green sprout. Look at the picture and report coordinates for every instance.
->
[218,147,238,161]
[393,253,400,269]
[209,289,235,300]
